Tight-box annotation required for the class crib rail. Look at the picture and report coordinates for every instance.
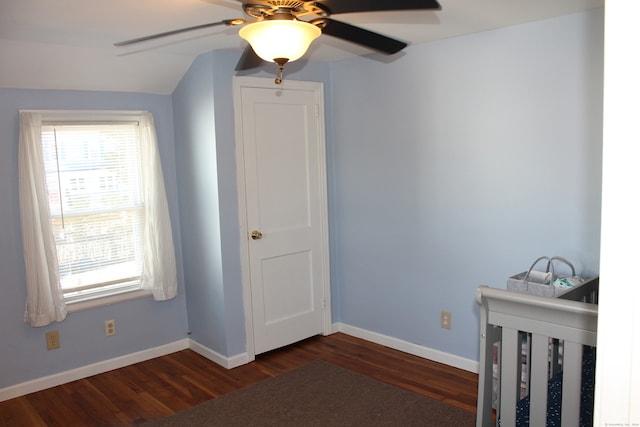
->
[476,285,598,427]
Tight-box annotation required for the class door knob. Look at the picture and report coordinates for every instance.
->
[250,230,263,240]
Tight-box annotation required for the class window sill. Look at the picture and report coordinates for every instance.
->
[66,288,153,313]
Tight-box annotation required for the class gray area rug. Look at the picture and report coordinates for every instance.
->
[145,360,475,426]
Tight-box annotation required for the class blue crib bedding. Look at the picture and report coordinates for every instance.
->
[515,346,596,427]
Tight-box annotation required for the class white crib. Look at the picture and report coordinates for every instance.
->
[475,277,598,426]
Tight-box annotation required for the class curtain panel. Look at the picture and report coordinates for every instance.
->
[139,112,178,301]
[19,111,68,327]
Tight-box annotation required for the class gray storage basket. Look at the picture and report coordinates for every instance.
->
[507,256,577,297]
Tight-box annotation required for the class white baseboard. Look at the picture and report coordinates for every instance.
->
[1,328,477,402]
[0,338,254,402]
[334,322,479,374]
[188,339,251,369]
[0,339,190,402]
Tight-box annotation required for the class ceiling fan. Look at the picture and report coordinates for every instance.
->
[115,0,442,83]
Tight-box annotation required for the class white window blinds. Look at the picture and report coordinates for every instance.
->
[42,123,145,297]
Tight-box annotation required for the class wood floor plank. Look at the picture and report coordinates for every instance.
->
[0,397,47,427]
[0,333,478,426]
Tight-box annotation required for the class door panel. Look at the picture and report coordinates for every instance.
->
[253,100,312,232]
[261,250,313,325]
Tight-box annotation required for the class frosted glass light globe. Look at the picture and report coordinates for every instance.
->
[239,20,321,63]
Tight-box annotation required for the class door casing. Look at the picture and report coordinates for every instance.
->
[232,76,332,361]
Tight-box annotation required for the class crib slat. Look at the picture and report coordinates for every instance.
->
[476,321,496,427]
[561,341,583,426]
[500,327,520,426]
[529,334,550,426]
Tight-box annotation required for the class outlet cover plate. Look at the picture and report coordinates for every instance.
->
[440,311,451,329]
[105,320,116,336]
[46,330,60,350]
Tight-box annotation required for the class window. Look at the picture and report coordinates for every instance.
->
[43,123,145,302]
[19,111,177,327]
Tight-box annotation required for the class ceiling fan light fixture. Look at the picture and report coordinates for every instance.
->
[239,19,321,63]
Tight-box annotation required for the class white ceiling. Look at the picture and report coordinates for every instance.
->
[0,0,603,94]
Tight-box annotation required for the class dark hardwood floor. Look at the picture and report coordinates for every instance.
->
[0,333,478,426]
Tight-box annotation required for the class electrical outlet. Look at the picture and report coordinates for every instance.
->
[105,320,116,336]
[440,311,451,330]
[46,330,60,350]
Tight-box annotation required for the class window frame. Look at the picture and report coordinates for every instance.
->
[36,110,153,312]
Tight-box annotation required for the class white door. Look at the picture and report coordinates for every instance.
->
[233,77,331,356]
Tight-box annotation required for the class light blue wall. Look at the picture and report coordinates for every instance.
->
[0,8,604,390]
[172,53,232,354]
[0,89,189,388]
[329,9,604,361]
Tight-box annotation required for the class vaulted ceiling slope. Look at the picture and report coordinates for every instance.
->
[0,0,603,94]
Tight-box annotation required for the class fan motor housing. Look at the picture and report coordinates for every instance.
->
[243,1,330,19]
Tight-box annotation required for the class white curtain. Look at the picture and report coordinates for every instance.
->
[18,111,177,327]
[139,112,178,301]
[19,111,68,327]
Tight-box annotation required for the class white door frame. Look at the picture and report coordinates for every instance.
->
[232,76,332,362]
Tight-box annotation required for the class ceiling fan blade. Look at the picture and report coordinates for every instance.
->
[319,18,407,55]
[235,45,264,71]
[114,20,241,47]
[317,0,441,15]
